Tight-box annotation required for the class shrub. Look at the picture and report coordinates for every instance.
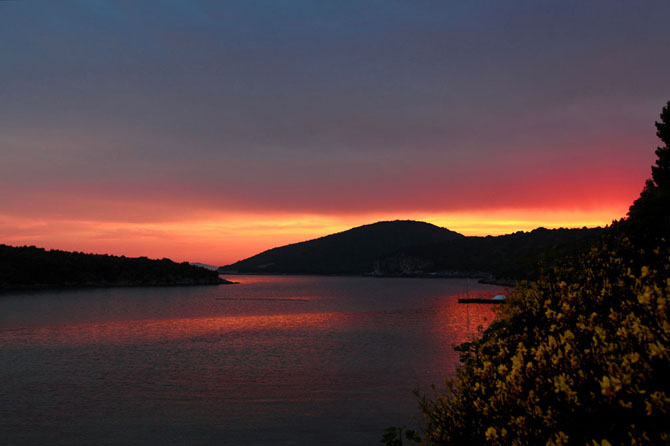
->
[418,233,670,445]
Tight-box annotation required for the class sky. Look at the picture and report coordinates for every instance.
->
[1,1,669,265]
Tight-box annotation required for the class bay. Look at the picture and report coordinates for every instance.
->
[0,276,502,445]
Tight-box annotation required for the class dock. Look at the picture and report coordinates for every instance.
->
[458,294,506,304]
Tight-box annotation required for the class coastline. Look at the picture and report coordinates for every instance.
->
[0,277,236,293]
[221,271,516,287]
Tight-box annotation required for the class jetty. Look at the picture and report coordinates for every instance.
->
[458,294,506,304]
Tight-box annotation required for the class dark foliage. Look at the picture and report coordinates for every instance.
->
[651,100,670,188]
[627,101,670,239]
[381,426,421,445]
[375,227,604,281]
[0,245,225,289]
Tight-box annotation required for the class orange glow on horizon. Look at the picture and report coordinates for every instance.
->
[0,203,630,266]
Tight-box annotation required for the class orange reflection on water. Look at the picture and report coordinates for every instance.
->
[420,292,499,377]
[2,311,342,347]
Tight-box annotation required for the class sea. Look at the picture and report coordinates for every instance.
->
[0,276,502,445]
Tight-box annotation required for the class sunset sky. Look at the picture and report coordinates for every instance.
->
[2,1,669,265]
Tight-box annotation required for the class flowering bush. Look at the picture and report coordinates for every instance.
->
[418,233,670,445]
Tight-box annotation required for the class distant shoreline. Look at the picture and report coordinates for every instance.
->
[0,277,236,293]
[1,244,234,292]
[221,271,516,287]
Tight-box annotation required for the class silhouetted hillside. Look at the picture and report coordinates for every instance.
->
[0,245,230,290]
[375,227,604,281]
[221,220,464,274]
[221,222,603,281]
[190,262,219,271]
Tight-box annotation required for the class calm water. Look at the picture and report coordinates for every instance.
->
[0,276,502,445]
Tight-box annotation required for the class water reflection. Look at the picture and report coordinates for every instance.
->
[0,276,504,446]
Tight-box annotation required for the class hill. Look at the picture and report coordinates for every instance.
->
[0,245,231,290]
[374,227,604,281]
[221,220,464,274]
[221,220,603,280]
[190,262,219,271]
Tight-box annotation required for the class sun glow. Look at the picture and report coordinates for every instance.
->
[0,203,628,265]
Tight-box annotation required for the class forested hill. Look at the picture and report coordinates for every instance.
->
[221,221,603,281]
[221,220,464,274]
[0,245,230,290]
[374,226,604,281]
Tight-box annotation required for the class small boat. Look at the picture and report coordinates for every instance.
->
[458,294,506,304]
